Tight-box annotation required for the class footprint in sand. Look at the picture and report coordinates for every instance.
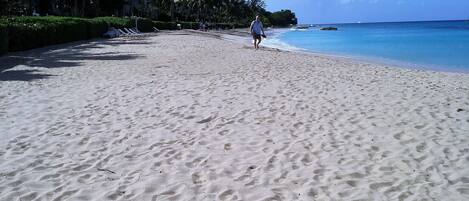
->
[416,142,427,152]
[346,180,358,187]
[264,156,277,171]
[218,189,236,200]
[301,154,313,166]
[192,172,203,184]
[393,131,404,140]
[414,124,427,129]
[224,143,232,151]
[370,182,393,190]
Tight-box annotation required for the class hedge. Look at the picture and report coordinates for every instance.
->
[86,19,108,39]
[0,16,159,55]
[5,17,91,52]
[0,16,243,55]
[153,21,177,30]
[178,22,199,30]
[137,18,155,32]
[92,17,133,29]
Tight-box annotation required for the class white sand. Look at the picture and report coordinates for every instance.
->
[1,31,469,201]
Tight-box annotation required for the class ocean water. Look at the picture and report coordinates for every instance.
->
[265,21,469,72]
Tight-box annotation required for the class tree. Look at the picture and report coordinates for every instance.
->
[268,9,297,27]
[38,0,51,15]
[1,0,296,28]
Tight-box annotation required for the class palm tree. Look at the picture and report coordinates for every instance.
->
[156,0,176,20]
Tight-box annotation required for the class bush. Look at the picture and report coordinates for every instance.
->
[179,22,198,30]
[7,20,51,51]
[86,19,108,39]
[92,17,133,29]
[153,21,177,30]
[209,23,236,30]
[5,16,91,52]
[0,22,8,55]
[136,18,154,32]
[2,16,162,53]
[0,16,242,55]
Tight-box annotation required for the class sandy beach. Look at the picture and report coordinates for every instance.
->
[1,31,469,201]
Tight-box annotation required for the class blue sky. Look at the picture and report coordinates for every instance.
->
[265,0,469,24]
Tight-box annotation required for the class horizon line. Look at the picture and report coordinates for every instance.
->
[299,18,468,25]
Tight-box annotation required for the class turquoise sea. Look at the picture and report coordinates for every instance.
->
[265,20,469,72]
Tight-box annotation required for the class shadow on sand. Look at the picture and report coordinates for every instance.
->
[0,38,151,82]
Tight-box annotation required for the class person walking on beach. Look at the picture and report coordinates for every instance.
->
[250,15,265,50]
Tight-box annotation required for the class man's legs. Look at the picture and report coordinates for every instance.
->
[256,38,262,49]
[253,38,258,49]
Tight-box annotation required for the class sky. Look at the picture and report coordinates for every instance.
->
[265,0,469,24]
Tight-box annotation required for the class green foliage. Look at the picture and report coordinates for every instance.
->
[153,21,177,30]
[210,23,236,30]
[2,0,295,30]
[234,23,250,28]
[137,18,155,32]
[4,16,90,52]
[0,16,164,54]
[86,19,108,39]
[267,10,298,27]
[259,16,272,27]
[0,14,261,55]
[93,17,134,29]
[178,22,199,30]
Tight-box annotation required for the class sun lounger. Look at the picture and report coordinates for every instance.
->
[118,29,129,36]
[124,28,140,35]
[124,28,134,35]
[130,28,141,34]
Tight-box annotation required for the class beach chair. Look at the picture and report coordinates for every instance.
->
[124,28,136,35]
[125,28,140,35]
[130,28,141,34]
[118,29,129,36]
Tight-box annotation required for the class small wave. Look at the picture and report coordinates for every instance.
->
[290,28,310,32]
[260,29,304,51]
[262,37,305,52]
[220,29,304,52]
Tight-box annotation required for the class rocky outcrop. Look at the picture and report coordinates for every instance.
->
[320,27,338,31]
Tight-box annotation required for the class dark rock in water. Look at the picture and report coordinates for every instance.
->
[457,108,464,112]
[320,27,338,31]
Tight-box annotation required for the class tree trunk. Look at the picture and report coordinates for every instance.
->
[95,0,100,16]
[197,0,201,21]
[170,0,175,21]
[81,0,85,17]
[73,0,78,16]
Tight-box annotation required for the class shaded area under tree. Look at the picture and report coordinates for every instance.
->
[0,38,148,82]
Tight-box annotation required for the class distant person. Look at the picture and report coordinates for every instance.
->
[250,15,265,50]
